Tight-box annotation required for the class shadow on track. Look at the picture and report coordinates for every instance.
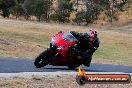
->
[0,57,132,73]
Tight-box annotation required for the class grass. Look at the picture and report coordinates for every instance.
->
[0,18,132,65]
[93,29,132,65]
[94,43,132,61]
[0,30,50,47]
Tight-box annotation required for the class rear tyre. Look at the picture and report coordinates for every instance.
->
[34,49,53,68]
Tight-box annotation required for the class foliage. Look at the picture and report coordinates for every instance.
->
[10,3,25,18]
[0,0,16,18]
[74,0,101,25]
[74,0,129,24]
[0,0,130,24]
[23,0,51,21]
[50,0,74,23]
[93,0,128,23]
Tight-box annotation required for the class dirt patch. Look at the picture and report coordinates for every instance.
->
[0,37,43,58]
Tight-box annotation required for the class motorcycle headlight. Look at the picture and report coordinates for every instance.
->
[57,46,65,50]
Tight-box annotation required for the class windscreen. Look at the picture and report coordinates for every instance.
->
[62,32,78,42]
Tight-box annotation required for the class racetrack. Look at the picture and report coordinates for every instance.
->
[0,57,132,74]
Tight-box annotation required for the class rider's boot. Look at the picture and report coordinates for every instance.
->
[83,56,92,67]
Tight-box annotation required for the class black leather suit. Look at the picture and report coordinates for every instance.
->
[70,31,100,67]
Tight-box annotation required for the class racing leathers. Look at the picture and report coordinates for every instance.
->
[70,30,100,67]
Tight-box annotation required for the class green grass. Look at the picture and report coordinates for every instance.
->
[94,43,132,64]
[0,30,50,47]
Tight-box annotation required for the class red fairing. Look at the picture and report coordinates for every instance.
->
[51,32,76,55]
[52,32,76,46]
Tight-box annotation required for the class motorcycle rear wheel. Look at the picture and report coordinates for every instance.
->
[34,49,53,68]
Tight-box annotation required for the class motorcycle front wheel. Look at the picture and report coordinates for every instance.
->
[34,48,53,68]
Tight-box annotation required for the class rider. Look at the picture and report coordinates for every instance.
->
[70,29,100,67]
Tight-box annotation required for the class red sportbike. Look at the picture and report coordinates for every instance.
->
[34,32,90,69]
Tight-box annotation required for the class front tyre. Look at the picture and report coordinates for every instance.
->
[34,49,53,68]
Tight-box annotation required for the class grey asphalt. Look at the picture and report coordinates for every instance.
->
[0,57,132,73]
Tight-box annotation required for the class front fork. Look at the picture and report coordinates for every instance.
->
[47,46,58,61]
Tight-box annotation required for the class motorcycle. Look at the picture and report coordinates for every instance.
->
[34,31,91,69]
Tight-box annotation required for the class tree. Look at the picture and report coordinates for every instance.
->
[17,0,25,4]
[10,2,25,18]
[0,0,16,18]
[74,0,101,25]
[51,0,74,23]
[34,0,50,22]
[94,0,128,23]
[73,11,85,25]
[23,0,35,17]
[23,0,51,22]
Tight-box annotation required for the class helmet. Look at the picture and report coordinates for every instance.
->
[89,29,97,42]
[89,29,97,34]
